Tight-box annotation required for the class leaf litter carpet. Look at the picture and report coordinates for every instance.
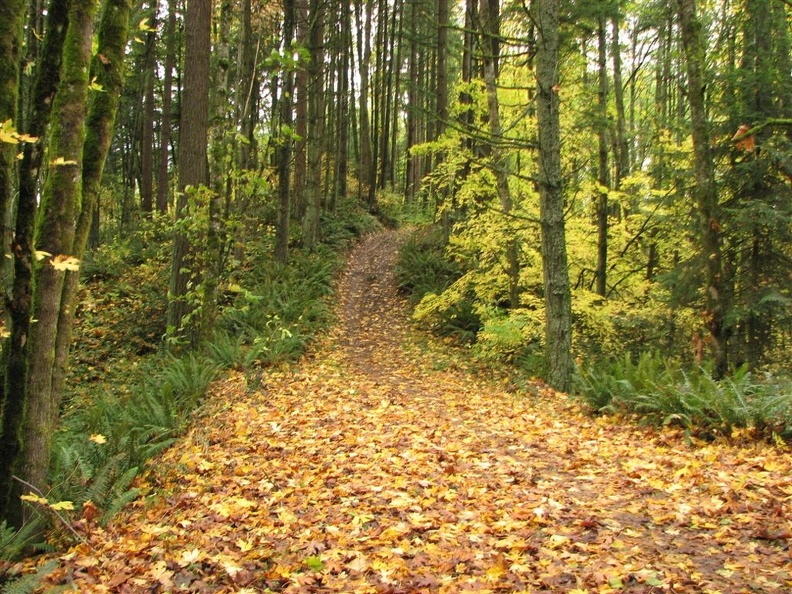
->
[44,231,791,593]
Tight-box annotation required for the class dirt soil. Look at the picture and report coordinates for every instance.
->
[35,230,792,593]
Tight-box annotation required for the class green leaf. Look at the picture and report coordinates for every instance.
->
[304,555,324,571]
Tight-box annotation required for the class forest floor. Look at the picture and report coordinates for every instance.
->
[38,230,792,593]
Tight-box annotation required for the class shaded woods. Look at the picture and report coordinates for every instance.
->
[2,0,792,588]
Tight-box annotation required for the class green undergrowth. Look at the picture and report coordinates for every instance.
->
[1,199,380,575]
[397,226,792,441]
[574,352,792,441]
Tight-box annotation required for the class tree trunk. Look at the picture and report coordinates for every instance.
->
[611,15,629,186]
[333,0,351,207]
[301,0,325,249]
[139,1,157,214]
[157,0,176,214]
[293,0,309,217]
[354,0,374,207]
[237,0,255,171]
[0,0,32,527]
[480,0,519,308]
[51,0,133,443]
[275,0,296,264]
[168,0,211,347]
[534,0,572,392]
[0,0,25,297]
[404,0,419,201]
[676,0,729,376]
[595,16,609,297]
[20,0,98,524]
[0,0,68,526]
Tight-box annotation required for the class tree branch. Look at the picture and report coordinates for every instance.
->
[12,475,90,547]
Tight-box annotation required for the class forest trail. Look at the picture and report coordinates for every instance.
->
[42,230,791,593]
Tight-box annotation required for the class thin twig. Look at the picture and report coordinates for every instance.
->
[12,475,91,548]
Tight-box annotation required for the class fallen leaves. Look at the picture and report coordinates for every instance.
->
[29,232,792,593]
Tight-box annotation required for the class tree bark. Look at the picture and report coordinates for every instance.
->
[275,0,296,264]
[333,0,351,206]
[534,0,573,392]
[595,16,609,297]
[301,0,325,249]
[480,0,519,307]
[51,0,132,439]
[0,0,32,528]
[156,0,177,213]
[20,0,99,524]
[139,1,158,214]
[0,0,69,526]
[0,0,25,296]
[168,0,211,347]
[676,0,729,376]
[611,15,629,186]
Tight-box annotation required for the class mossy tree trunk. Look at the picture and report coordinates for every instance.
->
[0,0,69,527]
[479,0,520,308]
[1,0,134,528]
[157,0,177,214]
[595,15,610,298]
[11,0,99,526]
[51,0,132,424]
[534,0,573,393]
[0,0,25,293]
[0,0,27,528]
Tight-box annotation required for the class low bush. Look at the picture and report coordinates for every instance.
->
[2,199,367,567]
[574,352,792,439]
[395,227,464,301]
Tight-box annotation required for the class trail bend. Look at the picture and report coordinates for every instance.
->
[40,230,791,593]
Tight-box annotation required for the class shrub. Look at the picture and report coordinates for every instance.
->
[395,227,464,302]
[574,352,792,438]
[472,305,544,373]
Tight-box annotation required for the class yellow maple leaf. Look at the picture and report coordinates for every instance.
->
[50,255,80,272]
[236,538,253,553]
[485,565,505,581]
[222,560,243,577]
[50,500,75,511]
[0,120,36,144]
[89,433,107,444]
[346,555,368,572]
[150,560,173,585]
[179,548,202,566]
[50,156,77,166]
[20,493,49,505]
[278,508,298,525]
[0,122,19,144]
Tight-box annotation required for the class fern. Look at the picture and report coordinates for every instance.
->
[1,559,59,594]
[101,476,141,527]
[158,353,219,405]
[0,520,43,564]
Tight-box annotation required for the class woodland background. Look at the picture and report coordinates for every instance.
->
[2,0,792,573]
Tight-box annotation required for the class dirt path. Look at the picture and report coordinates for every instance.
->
[41,231,791,593]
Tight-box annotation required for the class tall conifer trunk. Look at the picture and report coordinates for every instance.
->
[168,0,211,346]
[595,16,609,297]
[301,0,325,249]
[275,0,296,264]
[676,0,729,376]
[534,0,572,392]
